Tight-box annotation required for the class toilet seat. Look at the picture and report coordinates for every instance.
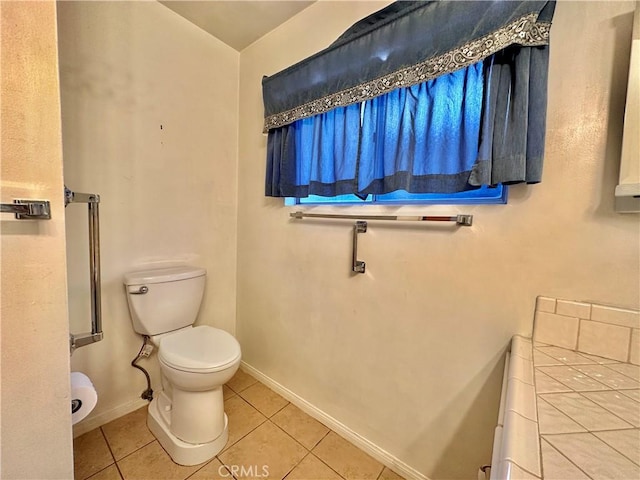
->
[159,326,241,373]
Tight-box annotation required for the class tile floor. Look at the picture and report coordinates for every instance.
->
[74,370,404,480]
[533,343,640,478]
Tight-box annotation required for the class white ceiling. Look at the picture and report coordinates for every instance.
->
[160,1,316,51]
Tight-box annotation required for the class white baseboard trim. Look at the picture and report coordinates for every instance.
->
[240,361,429,480]
[72,397,150,438]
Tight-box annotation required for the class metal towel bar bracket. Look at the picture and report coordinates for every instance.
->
[0,199,51,219]
[66,186,103,354]
[290,211,473,274]
[352,221,367,274]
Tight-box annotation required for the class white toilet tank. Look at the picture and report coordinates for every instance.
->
[124,266,206,336]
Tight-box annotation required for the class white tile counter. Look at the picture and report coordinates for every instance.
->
[493,336,640,479]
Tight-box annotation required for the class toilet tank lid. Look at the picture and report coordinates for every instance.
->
[124,266,206,285]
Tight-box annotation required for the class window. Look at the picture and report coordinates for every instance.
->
[285,184,507,206]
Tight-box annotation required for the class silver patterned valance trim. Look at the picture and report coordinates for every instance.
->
[264,13,551,132]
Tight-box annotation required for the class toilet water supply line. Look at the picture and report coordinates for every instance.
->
[131,335,154,401]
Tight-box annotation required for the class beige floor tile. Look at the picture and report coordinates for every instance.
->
[102,407,155,460]
[537,397,586,434]
[577,353,620,365]
[540,439,589,480]
[593,429,640,466]
[226,369,258,393]
[285,453,342,480]
[544,432,640,479]
[272,404,330,449]
[224,384,236,400]
[537,366,610,392]
[537,347,596,365]
[607,363,640,381]
[378,467,404,480]
[313,432,383,480]
[74,428,115,480]
[541,393,634,431]
[240,382,289,417]
[533,350,564,366]
[534,370,572,394]
[583,391,640,427]
[219,421,307,479]
[621,389,640,402]
[87,464,123,480]
[189,458,234,479]
[224,395,268,449]
[117,441,201,480]
[574,365,640,390]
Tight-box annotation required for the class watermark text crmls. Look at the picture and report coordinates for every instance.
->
[219,464,270,478]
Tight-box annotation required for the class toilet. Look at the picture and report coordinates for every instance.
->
[124,265,241,466]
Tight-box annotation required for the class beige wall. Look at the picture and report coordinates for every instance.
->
[57,1,240,432]
[0,1,73,477]
[237,1,640,479]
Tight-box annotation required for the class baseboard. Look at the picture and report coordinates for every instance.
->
[72,397,150,438]
[240,361,430,480]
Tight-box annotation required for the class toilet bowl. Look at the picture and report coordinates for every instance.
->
[124,266,241,465]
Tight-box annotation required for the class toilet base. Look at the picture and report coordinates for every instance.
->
[147,397,229,466]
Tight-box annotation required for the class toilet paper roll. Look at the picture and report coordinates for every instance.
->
[70,372,98,425]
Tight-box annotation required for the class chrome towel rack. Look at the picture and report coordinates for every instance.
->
[290,211,473,226]
[0,199,51,219]
[290,211,473,274]
[65,186,103,353]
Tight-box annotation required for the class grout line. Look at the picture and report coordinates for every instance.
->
[311,429,332,452]
[99,427,117,464]
[282,451,312,480]
[536,367,609,393]
[537,393,609,433]
[312,443,350,480]
[533,368,574,394]
[619,389,640,402]
[226,375,259,395]
[307,426,331,451]
[268,418,311,454]
[185,456,221,480]
[579,392,637,428]
[602,363,640,383]
[268,400,291,419]
[540,436,592,479]
[575,364,639,390]
[591,430,640,468]
[577,391,634,430]
[219,395,270,454]
[536,396,587,435]
[98,427,126,480]
[531,344,546,480]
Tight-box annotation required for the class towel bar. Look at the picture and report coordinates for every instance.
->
[0,200,51,219]
[290,211,473,226]
[66,186,103,353]
[290,211,473,274]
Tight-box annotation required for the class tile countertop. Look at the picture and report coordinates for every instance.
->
[495,336,640,479]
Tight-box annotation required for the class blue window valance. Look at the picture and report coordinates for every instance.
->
[263,0,556,198]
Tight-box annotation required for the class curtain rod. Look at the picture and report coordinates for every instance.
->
[289,211,473,226]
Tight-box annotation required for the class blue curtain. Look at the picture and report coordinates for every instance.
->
[358,62,483,194]
[266,103,361,197]
[266,62,485,197]
[263,1,556,198]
